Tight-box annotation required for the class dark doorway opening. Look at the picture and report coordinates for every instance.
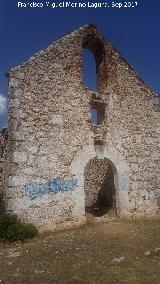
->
[84,158,116,217]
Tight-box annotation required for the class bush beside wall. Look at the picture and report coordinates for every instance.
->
[0,213,38,242]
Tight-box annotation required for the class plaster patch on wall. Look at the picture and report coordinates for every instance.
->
[51,114,64,126]
[25,177,78,200]
[95,145,104,159]
[9,98,20,108]
[9,78,20,88]
[118,175,129,192]
[8,176,27,187]
[13,151,27,163]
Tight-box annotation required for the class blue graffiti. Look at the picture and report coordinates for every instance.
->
[25,177,78,200]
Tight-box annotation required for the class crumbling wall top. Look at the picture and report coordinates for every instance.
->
[7,23,157,97]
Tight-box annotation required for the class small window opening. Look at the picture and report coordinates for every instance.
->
[91,105,105,125]
[91,108,98,124]
[82,48,97,91]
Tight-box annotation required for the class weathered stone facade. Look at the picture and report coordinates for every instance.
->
[0,128,8,212]
[1,24,160,230]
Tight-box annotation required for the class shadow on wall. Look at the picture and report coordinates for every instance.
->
[84,158,116,217]
[94,168,116,214]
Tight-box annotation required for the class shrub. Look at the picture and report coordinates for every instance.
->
[0,213,38,242]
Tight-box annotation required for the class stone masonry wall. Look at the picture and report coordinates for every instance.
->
[0,128,8,212]
[6,24,160,230]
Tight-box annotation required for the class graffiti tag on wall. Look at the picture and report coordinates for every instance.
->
[25,177,78,200]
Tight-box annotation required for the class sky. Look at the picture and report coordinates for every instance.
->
[0,0,160,127]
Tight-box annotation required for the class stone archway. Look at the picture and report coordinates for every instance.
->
[70,145,130,222]
[84,157,116,216]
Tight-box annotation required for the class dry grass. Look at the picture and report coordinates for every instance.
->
[0,218,160,283]
[85,213,96,225]
[97,222,135,236]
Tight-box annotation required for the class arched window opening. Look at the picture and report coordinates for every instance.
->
[82,48,97,91]
[84,158,116,217]
[82,35,106,93]
[91,104,105,125]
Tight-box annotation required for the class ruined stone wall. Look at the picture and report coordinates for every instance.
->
[7,27,94,229]
[6,24,160,229]
[0,128,8,212]
[105,51,160,216]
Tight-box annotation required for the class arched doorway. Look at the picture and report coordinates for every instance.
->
[70,145,129,222]
[84,157,117,216]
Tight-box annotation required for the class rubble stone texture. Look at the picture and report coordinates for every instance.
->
[0,24,159,230]
[0,128,8,212]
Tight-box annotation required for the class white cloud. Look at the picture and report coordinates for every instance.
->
[0,94,7,114]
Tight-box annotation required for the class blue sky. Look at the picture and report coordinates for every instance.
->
[0,0,160,127]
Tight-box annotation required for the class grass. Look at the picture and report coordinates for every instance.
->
[0,218,160,283]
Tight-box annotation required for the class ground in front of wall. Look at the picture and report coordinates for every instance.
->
[0,217,160,284]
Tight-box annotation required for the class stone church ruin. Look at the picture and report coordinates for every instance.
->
[0,24,160,230]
